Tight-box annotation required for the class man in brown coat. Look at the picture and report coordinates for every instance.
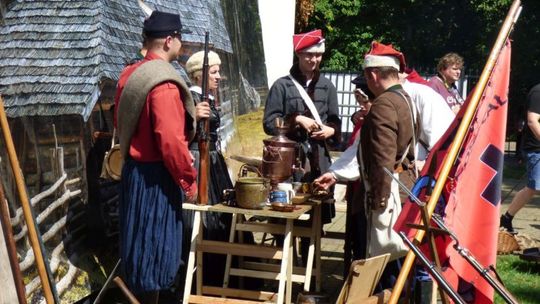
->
[360,41,415,291]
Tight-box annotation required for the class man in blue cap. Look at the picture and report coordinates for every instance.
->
[114,10,196,304]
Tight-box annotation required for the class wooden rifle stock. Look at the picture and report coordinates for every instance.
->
[197,32,210,205]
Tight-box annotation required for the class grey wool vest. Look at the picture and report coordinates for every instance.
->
[117,60,196,159]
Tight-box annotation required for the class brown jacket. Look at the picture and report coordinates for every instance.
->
[358,85,414,209]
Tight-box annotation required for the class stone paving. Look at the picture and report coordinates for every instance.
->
[319,199,347,302]
[500,177,540,241]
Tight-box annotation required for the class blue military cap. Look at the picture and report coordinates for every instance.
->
[143,11,190,38]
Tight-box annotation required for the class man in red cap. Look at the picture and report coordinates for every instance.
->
[114,10,196,303]
[314,41,414,291]
[360,41,415,291]
[263,29,341,263]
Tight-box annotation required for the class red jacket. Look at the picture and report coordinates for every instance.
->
[114,52,197,195]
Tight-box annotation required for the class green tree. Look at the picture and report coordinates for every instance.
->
[307,0,539,130]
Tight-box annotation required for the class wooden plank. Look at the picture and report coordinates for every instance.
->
[235,222,312,237]
[314,204,322,292]
[201,286,277,302]
[189,295,263,304]
[223,213,238,288]
[183,212,201,303]
[345,289,392,304]
[229,267,280,280]
[229,267,305,283]
[240,261,314,278]
[336,255,391,304]
[278,219,293,304]
[182,203,312,220]
[197,240,282,259]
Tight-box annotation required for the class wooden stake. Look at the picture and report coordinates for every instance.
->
[0,97,57,303]
[0,181,27,304]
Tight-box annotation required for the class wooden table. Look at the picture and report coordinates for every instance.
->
[182,202,321,304]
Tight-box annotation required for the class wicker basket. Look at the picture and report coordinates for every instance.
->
[497,230,520,254]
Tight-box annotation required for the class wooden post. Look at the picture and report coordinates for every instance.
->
[0,181,27,303]
[0,97,57,303]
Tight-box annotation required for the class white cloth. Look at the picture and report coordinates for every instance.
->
[363,54,400,71]
[357,141,407,261]
[332,136,361,181]
[288,75,323,124]
[329,81,455,179]
[368,174,408,261]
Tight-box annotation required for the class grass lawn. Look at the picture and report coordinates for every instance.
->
[224,109,266,180]
[495,255,540,303]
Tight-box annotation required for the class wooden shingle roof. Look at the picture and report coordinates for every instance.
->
[0,0,232,120]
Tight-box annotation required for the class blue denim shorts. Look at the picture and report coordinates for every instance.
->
[526,152,540,190]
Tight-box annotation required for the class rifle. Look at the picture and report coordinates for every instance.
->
[399,232,467,304]
[384,168,519,304]
[197,31,210,205]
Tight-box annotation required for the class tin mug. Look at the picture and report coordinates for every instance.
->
[277,183,295,202]
[269,190,289,204]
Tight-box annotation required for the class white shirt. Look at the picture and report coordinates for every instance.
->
[330,81,455,181]
[189,85,215,100]
[402,80,455,160]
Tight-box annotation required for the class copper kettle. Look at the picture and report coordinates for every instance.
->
[261,119,298,185]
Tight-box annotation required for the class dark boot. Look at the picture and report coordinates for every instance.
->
[500,213,514,233]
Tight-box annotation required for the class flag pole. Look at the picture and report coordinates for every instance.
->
[389,1,522,303]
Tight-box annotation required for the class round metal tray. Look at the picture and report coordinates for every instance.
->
[270,202,295,212]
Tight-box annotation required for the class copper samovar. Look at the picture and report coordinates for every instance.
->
[261,119,299,187]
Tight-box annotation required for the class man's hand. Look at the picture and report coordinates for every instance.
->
[195,101,211,121]
[351,110,365,125]
[185,184,198,204]
[313,172,337,190]
[295,115,320,133]
[310,124,334,140]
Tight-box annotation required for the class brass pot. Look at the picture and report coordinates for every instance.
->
[234,177,271,209]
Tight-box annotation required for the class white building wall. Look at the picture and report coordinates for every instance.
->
[257,0,296,88]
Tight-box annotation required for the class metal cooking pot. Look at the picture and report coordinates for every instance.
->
[234,177,271,209]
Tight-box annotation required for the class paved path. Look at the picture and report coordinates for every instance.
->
[500,177,540,240]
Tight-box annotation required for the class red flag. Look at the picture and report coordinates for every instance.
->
[394,40,511,303]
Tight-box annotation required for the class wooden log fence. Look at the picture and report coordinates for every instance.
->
[3,143,85,302]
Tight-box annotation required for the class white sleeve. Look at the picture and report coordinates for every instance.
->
[403,82,455,159]
[329,136,361,181]
[419,86,455,148]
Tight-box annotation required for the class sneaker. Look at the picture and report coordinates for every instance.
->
[500,214,514,233]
